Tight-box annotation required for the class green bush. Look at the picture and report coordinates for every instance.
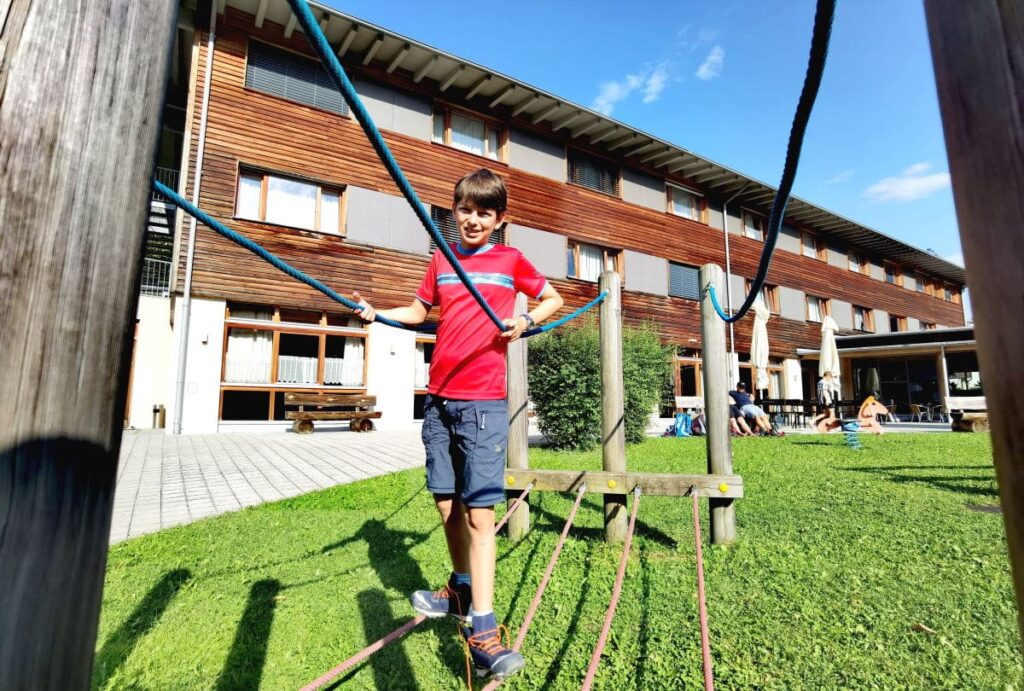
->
[527,318,671,449]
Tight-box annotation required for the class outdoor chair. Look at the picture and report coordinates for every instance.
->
[909,403,929,422]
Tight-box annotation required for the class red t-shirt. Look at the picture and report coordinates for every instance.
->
[416,243,548,399]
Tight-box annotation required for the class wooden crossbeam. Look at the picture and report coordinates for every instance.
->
[503,469,743,499]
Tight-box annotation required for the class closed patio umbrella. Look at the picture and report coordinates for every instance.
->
[865,366,882,400]
[750,298,771,394]
[819,315,841,406]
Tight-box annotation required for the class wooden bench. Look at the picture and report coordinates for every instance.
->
[945,395,988,432]
[284,392,381,433]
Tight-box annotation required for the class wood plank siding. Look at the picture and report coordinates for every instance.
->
[174,9,964,360]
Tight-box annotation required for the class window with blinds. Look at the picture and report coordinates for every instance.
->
[668,262,700,300]
[429,207,505,252]
[568,150,620,196]
[245,41,349,117]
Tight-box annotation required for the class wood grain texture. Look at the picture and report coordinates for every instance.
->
[0,0,176,687]
[925,0,1024,641]
[172,8,964,364]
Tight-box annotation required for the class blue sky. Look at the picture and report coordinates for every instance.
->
[324,0,963,269]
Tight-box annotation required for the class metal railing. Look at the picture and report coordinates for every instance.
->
[152,167,179,201]
[140,258,171,297]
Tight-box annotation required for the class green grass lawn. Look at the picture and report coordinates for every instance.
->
[94,433,1021,690]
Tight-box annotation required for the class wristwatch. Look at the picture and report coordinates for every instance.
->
[519,313,536,328]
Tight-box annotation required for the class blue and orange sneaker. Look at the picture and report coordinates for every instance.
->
[466,627,525,681]
[410,578,471,621]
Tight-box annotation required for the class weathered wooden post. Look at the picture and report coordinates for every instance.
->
[0,0,176,687]
[600,271,628,542]
[506,293,530,541]
[700,264,736,544]
[924,0,1024,641]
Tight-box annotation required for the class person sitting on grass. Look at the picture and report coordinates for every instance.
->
[729,403,755,436]
[353,168,563,682]
[728,382,781,436]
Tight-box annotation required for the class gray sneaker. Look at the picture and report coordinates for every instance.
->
[410,580,471,621]
[467,627,525,680]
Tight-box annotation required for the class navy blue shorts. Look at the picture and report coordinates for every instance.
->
[421,395,508,508]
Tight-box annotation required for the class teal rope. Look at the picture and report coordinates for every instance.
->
[523,290,606,338]
[154,180,435,333]
[285,0,508,333]
[709,0,836,323]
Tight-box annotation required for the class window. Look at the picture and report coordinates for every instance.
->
[745,280,780,314]
[432,107,504,161]
[848,250,866,274]
[884,260,902,286]
[567,240,621,282]
[943,283,960,303]
[220,305,367,420]
[801,231,826,260]
[921,322,937,330]
[889,314,908,332]
[667,184,702,221]
[669,262,700,300]
[429,206,506,252]
[568,150,620,196]
[741,210,765,241]
[806,295,830,322]
[852,305,875,332]
[245,41,349,116]
[915,272,927,293]
[236,170,343,234]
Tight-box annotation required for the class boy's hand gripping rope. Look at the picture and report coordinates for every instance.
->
[708,0,836,323]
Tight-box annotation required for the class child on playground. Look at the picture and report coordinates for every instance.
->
[352,168,563,681]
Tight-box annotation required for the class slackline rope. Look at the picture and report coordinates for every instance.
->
[708,0,836,323]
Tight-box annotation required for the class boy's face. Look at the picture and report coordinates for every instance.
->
[453,198,505,249]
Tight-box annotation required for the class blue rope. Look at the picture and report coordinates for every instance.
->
[523,290,607,338]
[285,0,509,333]
[154,180,435,333]
[707,0,836,323]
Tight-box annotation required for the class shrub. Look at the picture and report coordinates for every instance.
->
[527,318,671,449]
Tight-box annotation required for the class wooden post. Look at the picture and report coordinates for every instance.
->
[700,264,736,544]
[600,271,627,542]
[924,0,1024,641]
[506,293,530,541]
[0,1,176,687]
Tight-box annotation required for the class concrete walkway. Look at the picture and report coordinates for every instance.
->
[111,429,425,543]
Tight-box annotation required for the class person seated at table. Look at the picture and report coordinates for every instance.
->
[728,383,779,436]
[729,402,755,436]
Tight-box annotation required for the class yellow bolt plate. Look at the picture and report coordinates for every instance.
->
[507,476,515,485]
[719,483,729,493]
[607,480,617,489]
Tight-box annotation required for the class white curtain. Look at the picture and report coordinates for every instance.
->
[320,191,340,234]
[578,243,603,282]
[277,355,318,384]
[265,175,316,230]
[236,175,262,219]
[450,112,485,156]
[225,328,272,383]
[338,318,365,386]
[807,297,822,322]
[414,341,430,388]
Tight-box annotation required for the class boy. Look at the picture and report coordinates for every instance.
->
[353,169,563,680]
[728,382,780,436]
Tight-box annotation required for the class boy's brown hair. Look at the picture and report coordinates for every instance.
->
[453,168,507,213]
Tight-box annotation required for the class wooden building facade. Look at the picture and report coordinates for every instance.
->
[141,1,967,432]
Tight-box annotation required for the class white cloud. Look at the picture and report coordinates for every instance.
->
[591,73,643,115]
[824,169,854,184]
[863,163,951,202]
[642,63,670,103]
[696,45,725,81]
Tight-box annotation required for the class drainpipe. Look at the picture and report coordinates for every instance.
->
[172,0,217,434]
[720,183,750,374]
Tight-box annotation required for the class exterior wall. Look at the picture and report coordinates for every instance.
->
[874,309,891,334]
[623,251,668,296]
[707,199,724,231]
[365,323,417,430]
[128,296,174,429]
[723,205,743,236]
[508,128,565,181]
[832,298,854,330]
[907,316,921,331]
[346,186,430,256]
[868,258,885,282]
[508,223,566,280]
[779,286,805,322]
[353,78,431,141]
[826,243,846,269]
[167,297,226,434]
[622,168,665,212]
[778,225,801,254]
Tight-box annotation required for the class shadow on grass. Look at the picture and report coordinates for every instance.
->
[328,589,420,690]
[215,579,282,690]
[635,542,653,688]
[322,519,432,594]
[93,568,191,687]
[842,466,998,498]
[539,540,595,691]
[527,495,676,547]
